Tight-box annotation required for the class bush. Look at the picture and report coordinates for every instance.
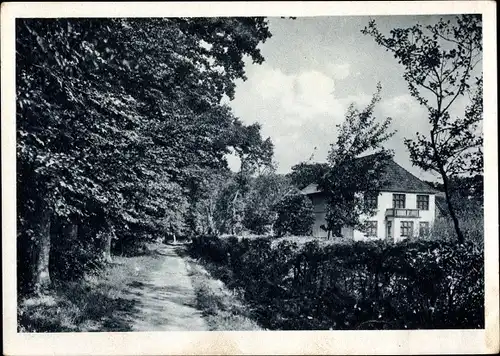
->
[273,193,315,237]
[189,235,484,330]
[432,214,484,247]
[49,220,108,283]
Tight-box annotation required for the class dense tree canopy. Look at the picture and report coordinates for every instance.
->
[16,17,273,293]
[273,193,315,237]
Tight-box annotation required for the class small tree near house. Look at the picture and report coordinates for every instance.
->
[318,83,395,237]
[362,15,483,243]
[273,193,315,237]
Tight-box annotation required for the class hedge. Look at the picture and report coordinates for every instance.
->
[189,235,484,330]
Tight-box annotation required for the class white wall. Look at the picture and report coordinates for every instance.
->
[352,191,436,242]
[308,191,436,242]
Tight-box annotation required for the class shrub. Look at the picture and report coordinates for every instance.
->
[189,235,484,330]
[431,213,484,248]
[273,193,315,237]
[49,221,108,283]
[242,209,274,235]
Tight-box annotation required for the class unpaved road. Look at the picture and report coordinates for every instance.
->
[105,244,208,331]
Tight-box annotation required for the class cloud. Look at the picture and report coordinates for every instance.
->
[230,72,434,176]
[379,94,430,136]
[229,63,377,173]
[338,93,373,110]
[253,64,342,120]
[327,62,351,80]
[377,94,439,181]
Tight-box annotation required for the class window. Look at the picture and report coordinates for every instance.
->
[400,221,414,237]
[386,221,392,238]
[417,195,429,210]
[365,193,378,209]
[393,194,406,208]
[365,221,378,237]
[419,222,430,237]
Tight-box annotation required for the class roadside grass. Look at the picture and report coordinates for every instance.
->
[17,272,136,332]
[18,246,164,332]
[181,248,261,331]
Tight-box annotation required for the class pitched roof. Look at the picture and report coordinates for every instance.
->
[379,159,439,194]
[300,158,438,195]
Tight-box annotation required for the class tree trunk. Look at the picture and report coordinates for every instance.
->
[206,203,216,235]
[32,207,51,294]
[65,222,78,242]
[441,172,465,243]
[231,190,240,235]
[431,108,465,244]
[103,229,113,263]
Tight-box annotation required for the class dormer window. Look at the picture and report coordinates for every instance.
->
[393,194,406,209]
[417,195,429,210]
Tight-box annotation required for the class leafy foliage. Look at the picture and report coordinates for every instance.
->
[288,162,329,190]
[273,193,315,237]
[242,173,293,234]
[16,17,273,293]
[190,235,484,330]
[362,15,483,243]
[318,84,395,234]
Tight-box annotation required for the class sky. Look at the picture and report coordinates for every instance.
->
[226,15,478,182]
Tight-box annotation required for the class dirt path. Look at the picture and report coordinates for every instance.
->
[107,244,208,331]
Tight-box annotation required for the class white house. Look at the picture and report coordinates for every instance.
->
[300,158,439,243]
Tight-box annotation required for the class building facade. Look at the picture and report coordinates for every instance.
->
[301,159,438,243]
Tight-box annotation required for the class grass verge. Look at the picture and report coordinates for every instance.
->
[183,253,261,331]
[17,271,137,332]
[16,250,165,332]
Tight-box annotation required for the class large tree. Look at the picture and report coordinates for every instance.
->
[16,17,273,293]
[362,15,483,243]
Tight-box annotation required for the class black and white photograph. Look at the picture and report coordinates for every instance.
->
[2,1,498,355]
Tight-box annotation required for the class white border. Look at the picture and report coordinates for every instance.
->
[2,2,498,355]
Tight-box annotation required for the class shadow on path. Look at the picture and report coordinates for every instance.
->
[18,243,204,332]
[109,244,207,331]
